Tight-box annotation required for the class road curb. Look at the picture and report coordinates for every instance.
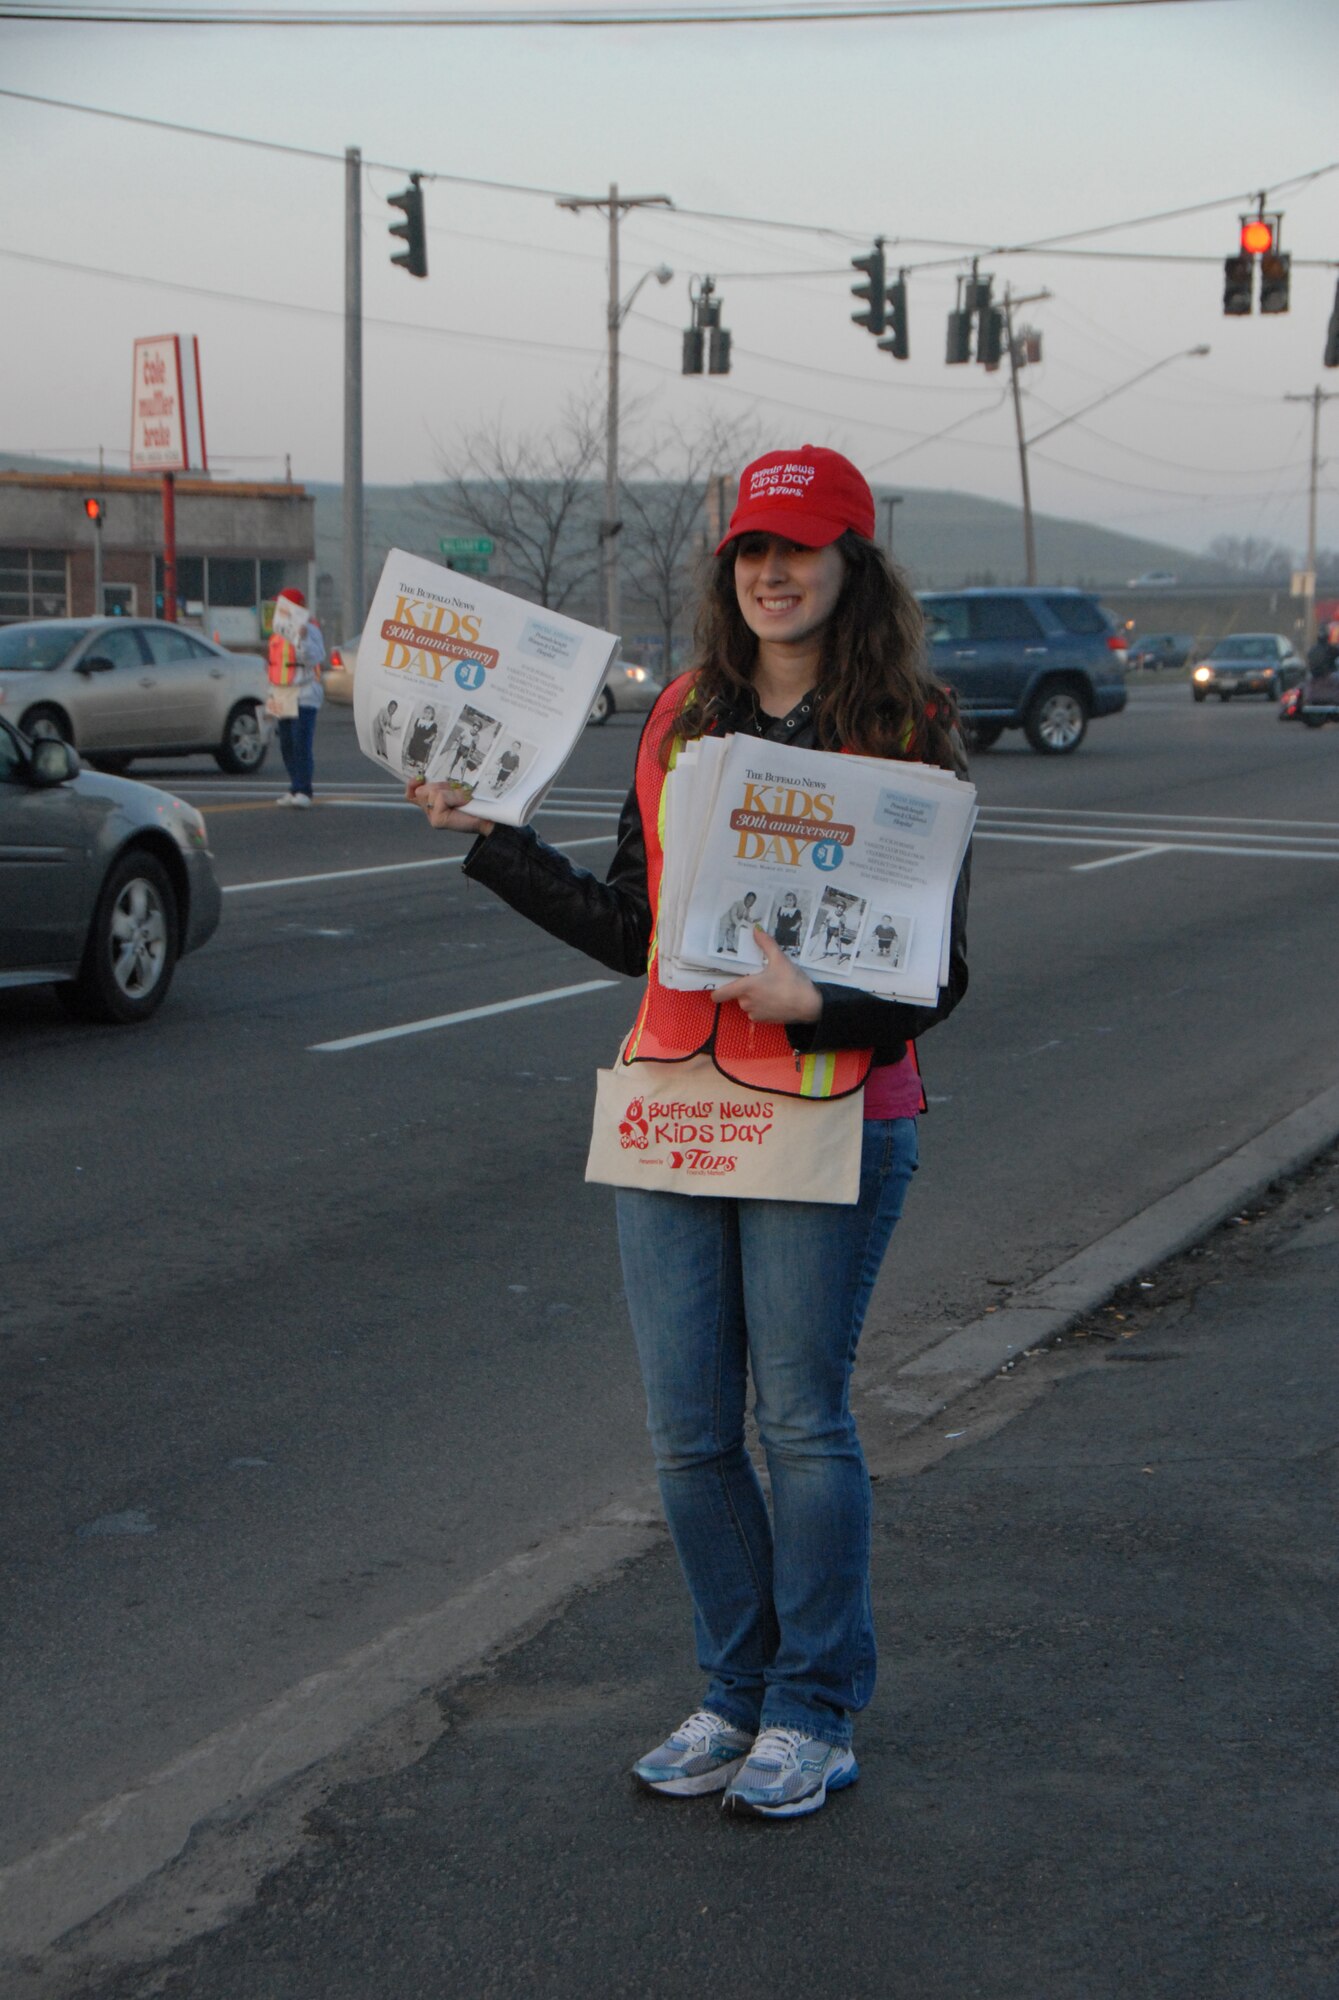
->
[8,1082,1339,1966]
[876,1078,1339,1413]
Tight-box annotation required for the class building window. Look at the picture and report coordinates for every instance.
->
[207,557,257,607]
[0,548,67,623]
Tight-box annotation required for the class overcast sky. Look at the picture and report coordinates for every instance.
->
[3,0,1337,560]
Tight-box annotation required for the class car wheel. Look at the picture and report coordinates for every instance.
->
[20,704,73,745]
[1192,689,1206,703]
[1023,685,1087,755]
[1219,692,1231,703]
[215,700,267,773]
[61,848,179,1025]
[1302,713,1326,730]
[590,687,613,726]
[961,722,1003,752]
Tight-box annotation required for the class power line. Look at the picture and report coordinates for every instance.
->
[4,84,1333,271]
[0,0,1223,27]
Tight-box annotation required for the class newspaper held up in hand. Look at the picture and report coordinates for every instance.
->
[354,548,620,826]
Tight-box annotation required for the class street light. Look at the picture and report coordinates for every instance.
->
[559,183,674,633]
[1014,343,1210,584]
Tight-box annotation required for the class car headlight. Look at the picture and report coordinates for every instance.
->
[172,800,210,848]
[624,665,648,682]
[1193,665,1212,682]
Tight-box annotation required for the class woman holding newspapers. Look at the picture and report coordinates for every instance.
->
[410,447,970,1821]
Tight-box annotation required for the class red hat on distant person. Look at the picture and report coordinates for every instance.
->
[277,586,306,607]
[716,446,876,554]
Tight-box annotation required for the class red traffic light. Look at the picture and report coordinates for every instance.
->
[83,497,105,525]
[1240,217,1274,256]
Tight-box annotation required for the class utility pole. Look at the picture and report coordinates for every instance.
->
[881,493,903,559]
[558,184,673,634]
[342,145,364,648]
[1002,287,1048,585]
[1284,386,1336,650]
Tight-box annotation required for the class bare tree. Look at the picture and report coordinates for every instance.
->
[619,413,760,673]
[1208,534,1297,580]
[433,398,604,613]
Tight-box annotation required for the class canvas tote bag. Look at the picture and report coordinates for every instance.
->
[586,1051,863,1205]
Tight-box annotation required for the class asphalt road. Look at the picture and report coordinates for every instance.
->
[3,686,1338,1899]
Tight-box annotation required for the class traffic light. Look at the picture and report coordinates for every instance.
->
[1325,281,1339,369]
[1223,254,1253,316]
[83,497,105,527]
[684,277,730,376]
[945,308,972,364]
[388,174,427,278]
[877,273,909,360]
[1240,215,1274,256]
[978,306,1004,369]
[965,272,993,314]
[850,240,887,336]
[1259,251,1291,314]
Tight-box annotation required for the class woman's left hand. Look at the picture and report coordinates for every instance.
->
[711,926,822,1025]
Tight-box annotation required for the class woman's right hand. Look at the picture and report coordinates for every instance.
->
[406,781,495,837]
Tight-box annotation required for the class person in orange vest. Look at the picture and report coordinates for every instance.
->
[268,587,325,808]
[409,446,970,1820]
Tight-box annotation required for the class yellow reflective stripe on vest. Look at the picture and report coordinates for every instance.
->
[799,1050,837,1098]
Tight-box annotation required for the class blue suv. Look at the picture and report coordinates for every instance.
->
[920,588,1128,755]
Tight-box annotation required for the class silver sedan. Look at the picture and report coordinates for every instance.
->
[0,714,222,1023]
[0,617,272,773]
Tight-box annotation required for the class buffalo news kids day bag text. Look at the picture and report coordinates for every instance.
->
[354,549,619,826]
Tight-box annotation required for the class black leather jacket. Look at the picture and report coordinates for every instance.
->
[463,687,970,1068]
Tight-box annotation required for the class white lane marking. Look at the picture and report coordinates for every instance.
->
[975,830,1339,861]
[981,804,1339,831]
[1071,845,1172,873]
[982,817,1339,850]
[222,833,615,897]
[310,979,617,1053]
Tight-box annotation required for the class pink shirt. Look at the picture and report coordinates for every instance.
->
[863,1051,922,1120]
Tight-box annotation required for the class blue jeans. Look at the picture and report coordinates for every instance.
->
[278,706,317,797]
[614,1116,918,1747]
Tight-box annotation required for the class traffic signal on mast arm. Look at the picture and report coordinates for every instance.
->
[978,305,1005,369]
[83,497,105,527]
[1325,280,1339,368]
[1223,254,1254,315]
[850,240,887,336]
[1259,250,1292,314]
[683,276,731,375]
[878,272,909,360]
[388,174,427,278]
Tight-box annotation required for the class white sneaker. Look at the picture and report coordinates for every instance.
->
[630,1710,754,1797]
[290,793,314,809]
[722,1726,858,1818]
[275,792,296,807]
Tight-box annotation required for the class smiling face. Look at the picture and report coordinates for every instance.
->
[733,534,846,652]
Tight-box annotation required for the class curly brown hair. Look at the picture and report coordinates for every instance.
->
[667,531,964,774]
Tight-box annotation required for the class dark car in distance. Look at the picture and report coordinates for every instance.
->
[1189,633,1306,703]
[1128,632,1195,672]
[920,588,1127,755]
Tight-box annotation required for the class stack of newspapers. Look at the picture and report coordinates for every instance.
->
[657,734,976,1007]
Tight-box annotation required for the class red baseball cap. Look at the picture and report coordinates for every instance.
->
[277,585,306,608]
[716,446,876,554]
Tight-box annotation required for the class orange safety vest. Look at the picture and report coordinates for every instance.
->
[619,674,875,1101]
[267,633,299,686]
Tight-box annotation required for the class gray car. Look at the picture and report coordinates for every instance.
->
[0,617,271,773]
[0,714,222,1022]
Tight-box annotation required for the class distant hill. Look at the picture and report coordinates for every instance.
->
[302,478,1237,608]
[0,452,1237,604]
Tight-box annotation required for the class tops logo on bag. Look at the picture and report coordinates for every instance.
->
[747,461,816,503]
